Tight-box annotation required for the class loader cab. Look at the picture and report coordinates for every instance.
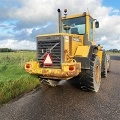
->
[61,12,99,42]
[62,16,85,35]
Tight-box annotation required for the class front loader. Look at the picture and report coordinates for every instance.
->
[25,9,110,92]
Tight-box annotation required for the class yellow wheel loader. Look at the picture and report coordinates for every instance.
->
[25,9,110,92]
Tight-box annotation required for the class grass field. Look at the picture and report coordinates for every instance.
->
[0,51,39,104]
[106,52,120,56]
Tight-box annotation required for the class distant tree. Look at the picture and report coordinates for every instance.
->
[107,49,120,53]
[112,49,118,53]
[109,49,113,52]
[0,48,14,52]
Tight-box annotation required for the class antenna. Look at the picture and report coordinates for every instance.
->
[87,8,90,14]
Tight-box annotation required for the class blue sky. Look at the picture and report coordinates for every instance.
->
[0,0,120,50]
[103,0,120,9]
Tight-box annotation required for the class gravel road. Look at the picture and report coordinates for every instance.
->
[0,57,120,120]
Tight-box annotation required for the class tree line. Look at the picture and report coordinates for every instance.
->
[0,48,119,53]
[0,48,36,52]
[106,49,120,53]
[0,48,14,52]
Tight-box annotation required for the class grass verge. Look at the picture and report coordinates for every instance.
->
[0,75,39,104]
[0,52,39,104]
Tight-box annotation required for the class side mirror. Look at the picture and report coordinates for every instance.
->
[95,21,99,28]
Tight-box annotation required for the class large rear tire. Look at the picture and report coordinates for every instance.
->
[101,52,107,78]
[79,55,101,92]
[106,55,110,72]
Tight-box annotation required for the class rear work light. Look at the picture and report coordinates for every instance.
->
[26,64,31,69]
[69,65,74,71]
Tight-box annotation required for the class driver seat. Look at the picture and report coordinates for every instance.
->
[71,27,79,34]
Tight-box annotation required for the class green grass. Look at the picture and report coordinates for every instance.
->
[106,52,120,56]
[0,51,39,104]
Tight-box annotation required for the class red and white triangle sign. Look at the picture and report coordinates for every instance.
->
[43,54,53,65]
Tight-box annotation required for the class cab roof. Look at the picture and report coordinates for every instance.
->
[62,12,93,20]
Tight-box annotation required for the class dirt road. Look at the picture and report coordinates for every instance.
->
[0,57,120,120]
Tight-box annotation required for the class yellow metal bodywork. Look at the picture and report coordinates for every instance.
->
[25,60,81,80]
[97,51,103,66]
[37,33,84,62]
[63,34,83,61]
[62,13,93,20]
[35,33,83,80]
[75,46,90,57]
[62,13,96,46]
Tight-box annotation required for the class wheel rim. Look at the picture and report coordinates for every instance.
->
[95,65,100,83]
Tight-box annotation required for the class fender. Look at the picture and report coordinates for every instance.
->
[74,46,99,69]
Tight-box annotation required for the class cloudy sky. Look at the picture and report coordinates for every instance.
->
[0,0,120,50]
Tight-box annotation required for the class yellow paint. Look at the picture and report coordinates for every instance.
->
[25,60,81,80]
[75,46,90,57]
[97,51,103,66]
[64,35,69,61]
[62,13,93,20]
[37,33,71,38]
[86,15,89,39]
[70,35,83,56]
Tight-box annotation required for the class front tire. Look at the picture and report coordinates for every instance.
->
[101,52,107,78]
[106,55,110,72]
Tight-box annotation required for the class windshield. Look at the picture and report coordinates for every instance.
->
[62,17,86,34]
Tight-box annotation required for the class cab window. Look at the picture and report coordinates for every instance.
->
[62,17,86,34]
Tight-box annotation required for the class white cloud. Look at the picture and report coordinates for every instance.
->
[101,36,107,41]
[9,0,55,24]
[0,39,36,50]
[0,0,120,50]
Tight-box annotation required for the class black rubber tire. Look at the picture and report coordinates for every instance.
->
[79,55,101,92]
[107,61,110,72]
[101,52,107,78]
[106,55,110,72]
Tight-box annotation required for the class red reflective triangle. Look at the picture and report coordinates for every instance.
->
[43,54,53,65]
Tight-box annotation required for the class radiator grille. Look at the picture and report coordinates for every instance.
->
[37,39,62,68]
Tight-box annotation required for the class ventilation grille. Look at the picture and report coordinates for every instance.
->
[37,39,61,68]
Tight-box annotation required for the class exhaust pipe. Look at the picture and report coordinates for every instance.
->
[57,9,62,33]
